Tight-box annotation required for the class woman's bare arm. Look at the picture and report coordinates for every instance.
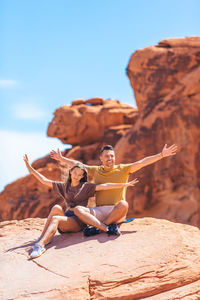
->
[95,178,139,191]
[23,154,54,188]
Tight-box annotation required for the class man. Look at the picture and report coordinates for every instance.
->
[50,144,177,235]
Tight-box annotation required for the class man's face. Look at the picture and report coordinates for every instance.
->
[100,150,115,168]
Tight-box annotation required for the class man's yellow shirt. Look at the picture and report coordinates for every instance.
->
[88,164,132,206]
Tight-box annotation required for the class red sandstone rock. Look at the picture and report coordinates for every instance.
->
[85,97,104,105]
[31,149,70,169]
[127,37,200,114]
[1,218,200,299]
[65,124,133,165]
[0,164,62,221]
[72,99,85,105]
[47,98,138,146]
[157,36,200,48]
[116,37,200,226]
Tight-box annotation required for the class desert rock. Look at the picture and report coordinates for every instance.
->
[116,37,200,226]
[1,218,200,299]
[47,98,138,146]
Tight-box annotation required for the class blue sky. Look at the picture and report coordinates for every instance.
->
[0,0,200,191]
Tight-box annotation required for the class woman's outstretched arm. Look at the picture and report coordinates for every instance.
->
[23,154,54,188]
[95,178,139,191]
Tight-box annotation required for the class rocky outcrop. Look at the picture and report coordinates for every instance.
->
[115,37,200,227]
[0,164,63,221]
[47,98,138,145]
[127,37,200,115]
[1,218,200,299]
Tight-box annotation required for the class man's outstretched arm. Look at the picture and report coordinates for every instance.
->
[130,144,178,173]
[50,149,89,169]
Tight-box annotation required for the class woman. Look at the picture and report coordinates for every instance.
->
[23,154,138,258]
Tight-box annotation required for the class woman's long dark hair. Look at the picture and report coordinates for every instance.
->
[67,163,88,185]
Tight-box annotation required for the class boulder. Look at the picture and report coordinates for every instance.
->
[47,98,138,146]
[1,218,200,299]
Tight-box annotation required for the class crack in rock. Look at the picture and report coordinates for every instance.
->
[32,259,70,279]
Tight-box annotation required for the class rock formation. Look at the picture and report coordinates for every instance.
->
[1,218,200,299]
[47,98,138,145]
[115,37,200,226]
[0,37,200,227]
[0,164,62,221]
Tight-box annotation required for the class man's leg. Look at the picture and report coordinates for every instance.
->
[103,200,128,225]
[39,205,64,239]
[73,206,107,232]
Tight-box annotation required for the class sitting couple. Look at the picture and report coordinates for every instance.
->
[24,144,177,259]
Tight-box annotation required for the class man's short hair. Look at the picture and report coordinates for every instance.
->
[100,145,114,155]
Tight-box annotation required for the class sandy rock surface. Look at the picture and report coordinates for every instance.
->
[1,218,200,299]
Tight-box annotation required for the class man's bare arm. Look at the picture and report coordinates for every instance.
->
[50,149,89,170]
[130,144,178,173]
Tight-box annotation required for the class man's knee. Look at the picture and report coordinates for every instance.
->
[116,200,128,212]
[51,204,63,215]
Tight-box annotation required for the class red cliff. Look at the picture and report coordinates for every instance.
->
[115,37,200,226]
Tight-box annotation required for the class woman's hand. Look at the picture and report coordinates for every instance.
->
[50,149,62,161]
[23,154,53,187]
[125,178,139,187]
[23,154,31,168]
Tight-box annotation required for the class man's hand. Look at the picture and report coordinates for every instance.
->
[50,149,63,162]
[126,178,139,187]
[161,144,178,158]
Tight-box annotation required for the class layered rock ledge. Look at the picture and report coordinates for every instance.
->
[1,218,200,299]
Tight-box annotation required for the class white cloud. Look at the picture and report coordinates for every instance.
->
[0,79,18,88]
[0,130,68,192]
[11,102,47,120]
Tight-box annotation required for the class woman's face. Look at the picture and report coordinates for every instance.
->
[70,167,84,183]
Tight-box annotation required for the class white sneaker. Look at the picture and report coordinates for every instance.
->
[30,244,46,259]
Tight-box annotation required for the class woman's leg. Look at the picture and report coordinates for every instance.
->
[39,205,64,239]
[38,216,81,247]
[74,206,107,232]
